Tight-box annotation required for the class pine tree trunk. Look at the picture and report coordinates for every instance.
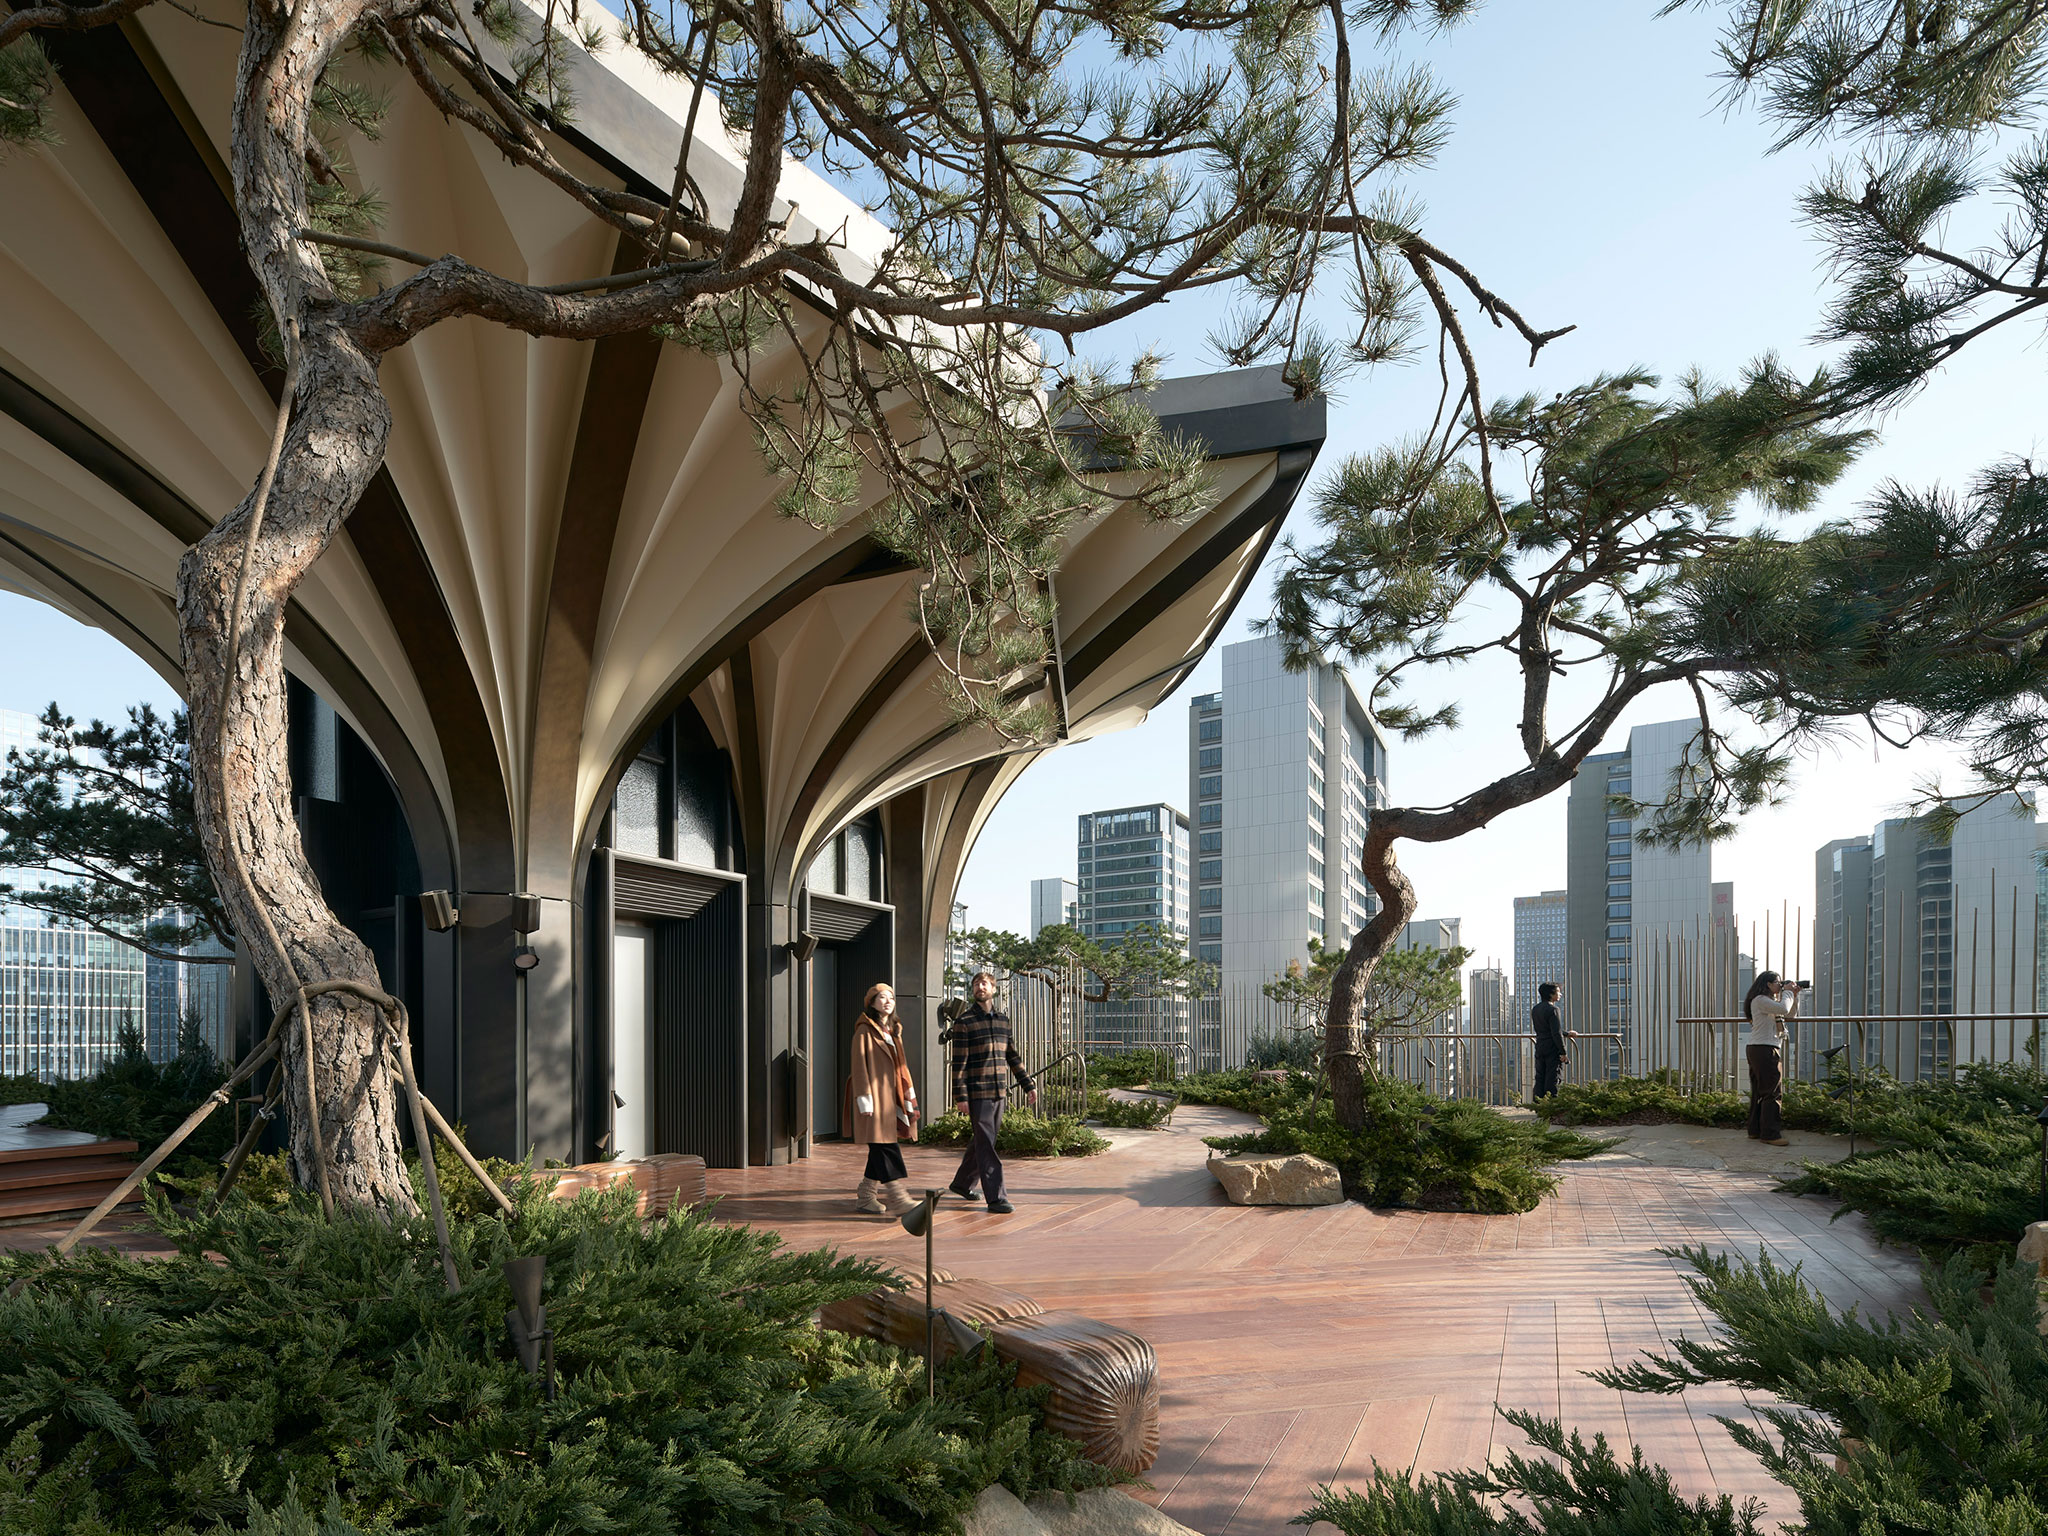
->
[173,0,415,1213]
[1322,819,1418,1133]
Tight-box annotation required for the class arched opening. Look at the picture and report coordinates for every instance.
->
[584,699,749,1166]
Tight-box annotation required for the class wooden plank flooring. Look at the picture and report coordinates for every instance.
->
[707,1105,1924,1533]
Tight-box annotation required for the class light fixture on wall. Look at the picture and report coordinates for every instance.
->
[420,890,460,932]
[512,894,542,934]
[789,931,820,964]
[513,947,540,973]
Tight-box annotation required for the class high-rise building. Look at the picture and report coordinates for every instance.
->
[1565,720,1718,1060]
[1074,805,1191,948]
[1400,917,1463,953]
[1188,636,1389,992]
[0,707,233,1073]
[1512,891,1566,1009]
[0,915,148,1080]
[944,900,972,990]
[1810,795,2044,1077]
[1028,877,1077,938]
[1467,965,1512,1031]
[1465,963,1516,1100]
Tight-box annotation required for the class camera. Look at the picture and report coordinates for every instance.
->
[1784,978,1811,990]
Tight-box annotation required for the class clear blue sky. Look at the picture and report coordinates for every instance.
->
[952,0,2038,976]
[5,0,2037,983]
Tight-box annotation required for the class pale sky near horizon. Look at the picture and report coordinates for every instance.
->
[2,0,2040,987]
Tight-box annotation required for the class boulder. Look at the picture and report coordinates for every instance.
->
[2018,1220,2048,1270]
[1207,1150,1343,1206]
[962,1485,1204,1536]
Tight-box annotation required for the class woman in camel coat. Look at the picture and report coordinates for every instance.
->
[845,981,920,1214]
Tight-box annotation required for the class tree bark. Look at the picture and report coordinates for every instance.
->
[174,0,416,1212]
[1321,816,1417,1132]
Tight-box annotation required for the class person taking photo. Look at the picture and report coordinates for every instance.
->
[1744,970,1800,1147]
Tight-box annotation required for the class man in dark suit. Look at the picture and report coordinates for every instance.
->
[1530,981,1575,1101]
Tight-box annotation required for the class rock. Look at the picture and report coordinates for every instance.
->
[964,1485,1049,1536]
[1030,1487,1207,1535]
[962,1486,1205,1536]
[2018,1220,2048,1268]
[1207,1150,1343,1206]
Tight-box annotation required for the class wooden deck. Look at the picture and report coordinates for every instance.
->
[707,1104,1926,1534]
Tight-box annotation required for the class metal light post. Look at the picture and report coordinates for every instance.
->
[901,1189,939,1399]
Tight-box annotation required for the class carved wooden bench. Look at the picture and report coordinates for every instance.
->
[819,1275,1159,1473]
[542,1152,707,1217]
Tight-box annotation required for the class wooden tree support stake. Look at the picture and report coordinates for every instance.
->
[383,1042,517,1218]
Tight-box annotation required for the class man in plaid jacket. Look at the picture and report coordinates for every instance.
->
[947,971,1036,1213]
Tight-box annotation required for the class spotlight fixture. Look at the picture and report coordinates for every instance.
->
[503,1256,556,1400]
[513,946,540,973]
[420,890,460,932]
[789,932,820,964]
[1820,1044,1846,1065]
[932,1307,987,1365]
[511,894,542,935]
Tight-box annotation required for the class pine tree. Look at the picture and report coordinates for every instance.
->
[0,0,1567,1206]
[0,703,230,965]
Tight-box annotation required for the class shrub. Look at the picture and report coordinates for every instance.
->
[0,1022,231,1164]
[1542,1069,1840,1132]
[1175,1066,1315,1117]
[1303,1245,2048,1535]
[161,1140,535,1222]
[918,1108,1110,1157]
[1082,1048,1181,1088]
[1206,1077,1610,1213]
[0,1189,1113,1534]
[1243,1028,1322,1072]
[1779,1061,2048,1259]
[1084,1090,1173,1129]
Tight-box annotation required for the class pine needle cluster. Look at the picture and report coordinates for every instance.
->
[0,1191,1114,1534]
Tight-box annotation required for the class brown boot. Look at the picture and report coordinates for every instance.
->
[854,1178,885,1214]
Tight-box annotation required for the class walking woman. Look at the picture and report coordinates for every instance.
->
[846,982,920,1214]
[1744,970,1800,1147]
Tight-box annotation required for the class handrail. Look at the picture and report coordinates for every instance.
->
[1010,1047,1089,1116]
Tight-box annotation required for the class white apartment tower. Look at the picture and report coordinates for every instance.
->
[1565,719,1718,1056]
[1188,637,1389,993]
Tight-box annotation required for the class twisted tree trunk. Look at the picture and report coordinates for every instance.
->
[175,0,416,1212]
[1321,816,1416,1132]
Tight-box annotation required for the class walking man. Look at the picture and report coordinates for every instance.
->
[1530,981,1575,1101]
[948,970,1036,1213]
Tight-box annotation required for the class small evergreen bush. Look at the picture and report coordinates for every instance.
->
[1301,1245,2048,1535]
[0,1020,231,1163]
[1542,1069,1839,1132]
[918,1108,1109,1157]
[1082,1048,1181,1088]
[1778,1061,2048,1258]
[1243,1029,1322,1072]
[1084,1090,1173,1129]
[0,1188,1113,1533]
[1205,1077,1609,1213]
[1175,1066,1315,1117]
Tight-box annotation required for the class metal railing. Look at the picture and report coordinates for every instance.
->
[1377,1032,1625,1103]
[1671,1010,2046,1091]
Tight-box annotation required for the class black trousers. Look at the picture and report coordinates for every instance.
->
[1746,1045,1783,1140]
[950,1098,1006,1204]
[862,1141,907,1182]
[1534,1049,1564,1099]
